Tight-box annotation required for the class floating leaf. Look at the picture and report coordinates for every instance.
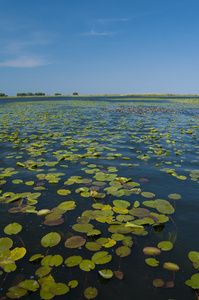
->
[85,242,102,251]
[141,192,155,198]
[163,262,179,271]
[65,236,86,248]
[29,254,44,262]
[168,193,181,200]
[113,200,130,208]
[158,241,173,251]
[155,199,175,214]
[0,237,13,251]
[114,270,124,280]
[6,286,28,298]
[18,280,39,291]
[125,222,144,229]
[79,259,95,271]
[35,266,51,277]
[122,236,133,247]
[153,278,164,287]
[9,247,26,261]
[143,247,161,256]
[65,256,82,267]
[165,281,174,288]
[145,258,159,267]
[50,283,69,295]
[25,181,34,186]
[68,280,78,288]
[0,260,16,273]
[116,246,131,257]
[12,179,23,184]
[99,269,113,279]
[57,189,71,195]
[87,229,101,237]
[185,273,199,289]
[4,223,22,235]
[37,209,51,216]
[41,232,61,248]
[58,201,76,210]
[84,287,98,299]
[72,223,94,233]
[102,238,116,248]
[188,251,199,263]
[41,255,63,267]
[92,251,112,264]
[111,233,125,241]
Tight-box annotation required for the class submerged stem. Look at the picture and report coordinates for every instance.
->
[78,273,88,300]
[195,291,199,300]
[0,272,8,289]
[17,235,25,247]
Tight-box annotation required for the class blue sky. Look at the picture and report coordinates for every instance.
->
[1,0,199,96]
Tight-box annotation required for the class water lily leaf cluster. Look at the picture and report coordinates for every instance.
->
[0,97,199,299]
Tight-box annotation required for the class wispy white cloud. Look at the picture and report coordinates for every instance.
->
[0,31,52,55]
[96,18,129,24]
[0,56,51,68]
[83,30,119,36]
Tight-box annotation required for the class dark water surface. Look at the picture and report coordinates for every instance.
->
[0,97,199,300]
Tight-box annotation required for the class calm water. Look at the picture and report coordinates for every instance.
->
[0,97,199,300]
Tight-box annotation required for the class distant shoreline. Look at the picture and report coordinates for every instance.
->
[1,93,199,99]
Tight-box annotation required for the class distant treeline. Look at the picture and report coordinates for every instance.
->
[0,93,7,97]
[16,92,46,96]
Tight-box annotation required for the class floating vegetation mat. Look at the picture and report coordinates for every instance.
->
[0,98,199,300]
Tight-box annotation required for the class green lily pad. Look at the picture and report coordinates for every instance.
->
[35,266,51,277]
[84,287,98,299]
[188,251,199,263]
[155,199,175,214]
[0,259,17,273]
[122,236,133,247]
[185,273,199,289]
[57,189,71,195]
[111,233,125,241]
[79,259,95,271]
[29,254,44,262]
[87,229,101,236]
[72,223,94,233]
[50,283,69,295]
[41,232,61,248]
[143,247,161,256]
[141,192,155,198]
[158,241,173,251]
[92,251,112,264]
[0,237,13,251]
[65,256,83,267]
[145,258,159,267]
[4,223,22,235]
[6,286,28,298]
[65,236,86,248]
[41,255,63,267]
[113,200,130,208]
[85,242,102,251]
[68,280,78,288]
[58,201,76,210]
[18,280,39,291]
[102,238,116,248]
[115,246,131,257]
[9,247,26,261]
[168,193,181,200]
[163,262,179,271]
